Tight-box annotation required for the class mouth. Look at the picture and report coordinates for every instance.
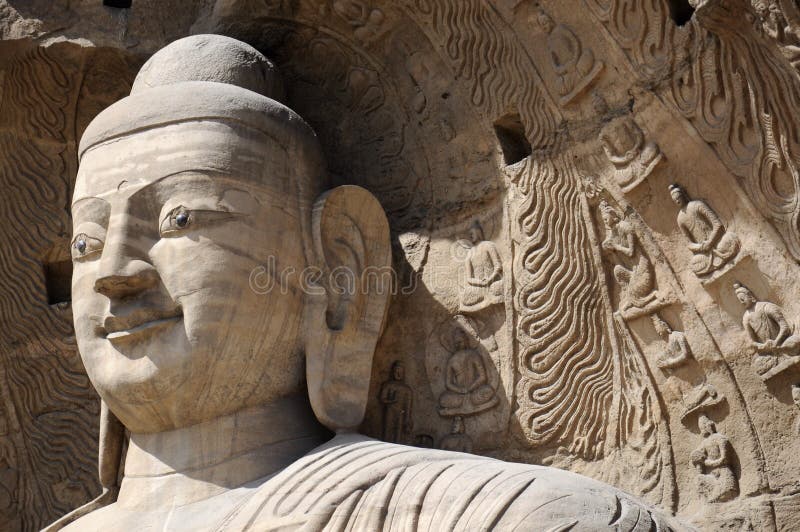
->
[101,308,183,342]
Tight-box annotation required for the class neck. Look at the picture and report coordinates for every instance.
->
[117,394,327,510]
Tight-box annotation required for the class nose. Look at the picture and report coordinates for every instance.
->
[94,217,159,299]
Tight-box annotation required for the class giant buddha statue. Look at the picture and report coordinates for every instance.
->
[49,35,690,531]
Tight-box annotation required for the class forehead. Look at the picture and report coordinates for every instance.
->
[74,120,291,204]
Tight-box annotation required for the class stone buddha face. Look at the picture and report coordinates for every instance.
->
[698,414,715,437]
[71,34,390,440]
[734,284,756,308]
[651,315,671,339]
[72,121,310,433]
[468,222,484,244]
[669,185,689,207]
[391,362,405,381]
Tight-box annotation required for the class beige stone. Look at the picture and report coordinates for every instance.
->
[0,1,799,530]
[45,34,688,531]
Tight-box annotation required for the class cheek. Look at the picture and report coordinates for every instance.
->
[149,227,302,329]
[71,261,104,345]
[152,231,256,291]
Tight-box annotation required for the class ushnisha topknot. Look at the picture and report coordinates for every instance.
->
[78,34,316,166]
[131,34,285,101]
[733,282,752,296]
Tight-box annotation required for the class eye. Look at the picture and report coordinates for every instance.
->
[71,233,104,261]
[160,206,193,236]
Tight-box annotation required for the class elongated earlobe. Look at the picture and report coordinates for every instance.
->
[304,185,391,432]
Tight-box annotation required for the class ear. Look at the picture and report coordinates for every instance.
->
[304,185,392,432]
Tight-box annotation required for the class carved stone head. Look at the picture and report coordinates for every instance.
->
[668,184,689,206]
[536,10,556,33]
[468,220,484,244]
[71,35,391,434]
[391,361,405,381]
[733,282,756,307]
[599,200,621,227]
[651,314,672,338]
[698,414,716,437]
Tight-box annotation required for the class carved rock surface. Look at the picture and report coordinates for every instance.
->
[1,1,800,530]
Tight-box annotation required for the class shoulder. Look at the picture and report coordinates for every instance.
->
[687,200,707,212]
[225,435,691,531]
[756,301,784,316]
[57,502,136,532]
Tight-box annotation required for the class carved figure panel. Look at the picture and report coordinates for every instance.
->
[691,415,739,503]
[458,221,504,313]
[536,8,604,105]
[599,200,666,320]
[595,93,664,193]
[735,282,800,381]
[439,416,473,452]
[379,361,414,444]
[651,314,694,370]
[669,184,741,282]
[425,315,504,430]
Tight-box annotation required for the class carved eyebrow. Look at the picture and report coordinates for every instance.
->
[130,171,248,201]
[72,196,110,210]
[71,197,111,223]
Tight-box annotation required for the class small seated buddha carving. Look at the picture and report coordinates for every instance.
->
[651,314,693,369]
[460,220,504,313]
[594,94,663,192]
[690,415,739,503]
[438,327,498,417]
[669,184,740,279]
[734,282,800,379]
[49,34,690,532]
[537,9,604,105]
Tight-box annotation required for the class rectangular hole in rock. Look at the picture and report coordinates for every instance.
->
[44,259,72,305]
[667,0,695,26]
[494,113,531,166]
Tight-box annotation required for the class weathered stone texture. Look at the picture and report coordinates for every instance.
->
[1,1,800,530]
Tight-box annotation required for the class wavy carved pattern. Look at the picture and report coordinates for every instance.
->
[399,0,624,460]
[586,0,800,261]
[508,156,614,459]
[6,355,99,521]
[506,157,675,509]
[0,45,112,530]
[400,0,561,150]
[396,6,674,505]
[607,314,675,510]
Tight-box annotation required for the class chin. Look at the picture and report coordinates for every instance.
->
[81,325,197,408]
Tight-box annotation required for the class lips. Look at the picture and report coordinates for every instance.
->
[101,307,183,342]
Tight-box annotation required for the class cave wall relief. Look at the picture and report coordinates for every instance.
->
[0,40,140,530]
[2,0,800,529]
